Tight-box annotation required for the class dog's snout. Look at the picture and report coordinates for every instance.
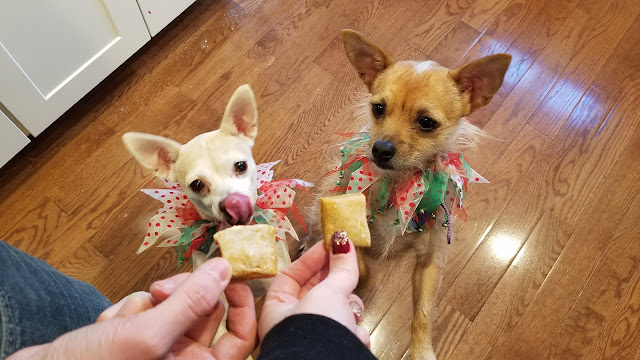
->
[220,193,254,225]
[372,140,396,162]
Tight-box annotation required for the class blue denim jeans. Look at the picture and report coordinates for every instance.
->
[0,241,112,358]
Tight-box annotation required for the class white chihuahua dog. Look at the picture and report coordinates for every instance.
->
[123,84,259,226]
[123,85,289,356]
[123,83,290,270]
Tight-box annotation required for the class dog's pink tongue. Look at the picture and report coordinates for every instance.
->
[224,193,253,225]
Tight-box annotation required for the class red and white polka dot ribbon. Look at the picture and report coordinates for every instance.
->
[137,162,313,255]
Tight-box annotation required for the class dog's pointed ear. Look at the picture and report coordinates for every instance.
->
[220,84,258,142]
[342,29,393,89]
[449,54,511,113]
[122,132,182,179]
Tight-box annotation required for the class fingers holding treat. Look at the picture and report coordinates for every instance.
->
[320,193,372,250]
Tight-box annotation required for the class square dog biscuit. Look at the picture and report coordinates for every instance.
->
[320,193,371,250]
[214,224,278,281]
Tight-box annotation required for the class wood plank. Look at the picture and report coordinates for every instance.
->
[578,0,616,18]
[439,82,631,323]
[540,86,614,225]
[449,212,574,359]
[51,87,215,214]
[462,0,513,32]
[527,0,640,138]
[312,0,418,78]
[357,0,446,57]
[39,158,150,267]
[586,266,640,360]
[441,126,548,299]
[57,242,110,283]
[183,0,359,105]
[433,304,471,360]
[131,0,248,103]
[360,254,415,335]
[250,63,335,150]
[371,284,471,360]
[551,85,640,226]
[88,181,193,301]
[407,0,479,54]
[0,118,116,226]
[591,10,640,97]
[369,274,412,360]
[1,197,68,255]
[476,8,592,169]
[457,0,582,127]
[232,0,265,13]
[427,20,482,68]
[487,113,640,359]
[119,246,193,302]
[440,157,551,321]
[548,190,640,358]
[257,77,361,180]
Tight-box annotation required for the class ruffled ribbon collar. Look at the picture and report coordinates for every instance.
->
[138,161,312,264]
[326,131,487,239]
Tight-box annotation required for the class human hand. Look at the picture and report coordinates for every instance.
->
[9,258,256,360]
[258,233,369,346]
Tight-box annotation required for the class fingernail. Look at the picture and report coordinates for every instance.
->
[205,258,232,285]
[349,300,363,321]
[151,278,174,293]
[331,231,350,254]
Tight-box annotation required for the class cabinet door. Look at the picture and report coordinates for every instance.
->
[0,0,150,136]
[137,0,196,37]
[0,110,30,168]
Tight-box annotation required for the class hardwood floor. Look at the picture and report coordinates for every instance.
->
[1,0,639,358]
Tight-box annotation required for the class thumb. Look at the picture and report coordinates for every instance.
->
[135,257,232,349]
[323,231,360,294]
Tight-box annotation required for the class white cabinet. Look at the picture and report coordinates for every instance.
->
[0,0,196,168]
[138,0,197,36]
[0,109,30,168]
[0,0,151,136]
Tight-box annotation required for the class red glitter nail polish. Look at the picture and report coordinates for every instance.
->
[331,231,350,254]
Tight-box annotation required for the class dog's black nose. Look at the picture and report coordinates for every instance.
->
[372,141,396,162]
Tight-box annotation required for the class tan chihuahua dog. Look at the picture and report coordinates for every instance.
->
[313,30,510,359]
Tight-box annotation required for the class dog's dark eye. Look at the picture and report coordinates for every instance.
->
[418,116,440,132]
[371,103,385,118]
[189,179,204,192]
[234,161,247,174]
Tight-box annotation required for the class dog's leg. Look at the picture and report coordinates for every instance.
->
[410,224,446,360]
[410,253,440,360]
